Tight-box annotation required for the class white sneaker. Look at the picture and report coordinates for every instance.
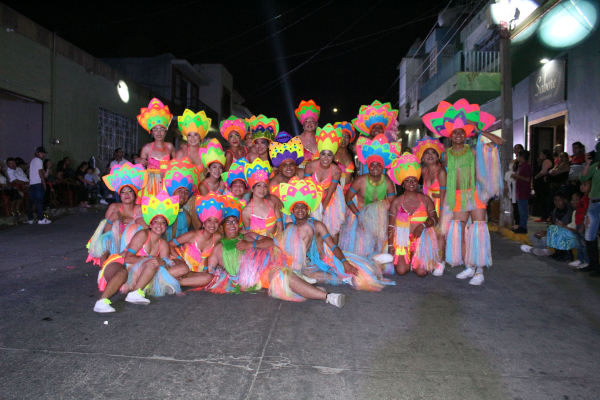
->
[568,260,582,267]
[100,199,108,205]
[342,276,354,285]
[125,289,150,305]
[165,284,175,295]
[38,218,51,225]
[575,262,589,270]
[456,267,475,279]
[521,245,533,253]
[533,248,552,256]
[28,220,34,224]
[326,293,346,308]
[432,262,445,276]
[94,298,115,313]
[469,273,485,285]
[372,253,394,264]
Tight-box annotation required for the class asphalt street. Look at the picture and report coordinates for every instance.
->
[1,211,599,399]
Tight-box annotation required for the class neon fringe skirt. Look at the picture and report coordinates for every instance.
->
[123,257,181,297]
[339,200,390,258]
[311,186,347,237]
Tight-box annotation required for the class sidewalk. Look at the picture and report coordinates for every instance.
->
[0,203,108,226]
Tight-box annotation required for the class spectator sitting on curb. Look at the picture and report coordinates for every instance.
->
[0,162,22,215]
[521,191,573,259]
[6,157,29,186]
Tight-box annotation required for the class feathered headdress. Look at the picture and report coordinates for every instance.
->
[412,136,445,160]
[195,193,225,223]
[142,190,179,226]
[279,178,324,215]
[247,114,278,142]
[387,152,421,185]
[178,109,211,141]
[269,137,304,167]
[352,100,398,137]
[222,193,244,220]
[219,115,247,141]
[334,121,357,143]
[244,158,272,188]
[162,159,197,196]
[222,158,248,188]
[422,99,495,138]
[199,138,226,168]
[137,98,173,133]
[295,100,320,124]
[103,162,148,195]
[316,124,343,155]
[356,134,399,168]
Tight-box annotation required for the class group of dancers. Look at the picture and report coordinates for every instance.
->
[87,97,504,313]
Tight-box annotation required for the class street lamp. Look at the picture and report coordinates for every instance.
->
[333,108,338,112]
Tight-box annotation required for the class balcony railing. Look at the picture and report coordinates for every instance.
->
[419,51,500,100]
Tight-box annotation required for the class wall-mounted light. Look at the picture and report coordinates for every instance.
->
[540,58,549,64]
[117,80,129,103]
[6,27,15,33]
[51,139,60,145]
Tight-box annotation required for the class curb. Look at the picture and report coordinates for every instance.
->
[0,204,108,226]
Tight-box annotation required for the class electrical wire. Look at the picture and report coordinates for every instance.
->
[221,0,336,62]
[252,0,385,97]
[185,0,314,58]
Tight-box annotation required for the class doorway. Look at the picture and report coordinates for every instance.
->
[529,116,566,173]
[0,90,43,163]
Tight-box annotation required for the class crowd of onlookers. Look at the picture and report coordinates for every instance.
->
[0,147,137,224]
[511,141,599,272]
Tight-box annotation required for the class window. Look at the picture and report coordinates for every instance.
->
[98,108,138,166]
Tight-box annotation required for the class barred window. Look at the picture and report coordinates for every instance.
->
[98,108,138,168]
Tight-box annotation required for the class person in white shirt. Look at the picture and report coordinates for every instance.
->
[109,148,128,170]
[27,147,51,224]
[6,158,29,185]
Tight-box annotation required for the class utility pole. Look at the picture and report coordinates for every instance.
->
[499,21,513,229]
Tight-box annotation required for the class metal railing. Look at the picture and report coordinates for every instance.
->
[419,51,500,100]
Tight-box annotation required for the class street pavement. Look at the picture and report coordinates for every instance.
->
[1,211,599,400]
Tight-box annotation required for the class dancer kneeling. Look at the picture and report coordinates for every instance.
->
[94,190,188,312]
[279,178,393,291]
[387,153,440,277]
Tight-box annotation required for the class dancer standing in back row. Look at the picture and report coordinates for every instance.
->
[423,99,503,286]
[137,99,176,202]
[295,100,320,168]
[175,109,210,170]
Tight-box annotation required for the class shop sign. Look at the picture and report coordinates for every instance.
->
[529,58,565,112]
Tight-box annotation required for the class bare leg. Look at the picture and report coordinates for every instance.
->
[394,257,410,276]
[452,211,469,261]
[132,262,158,291]
[287,273,327,300]
[100,263,128,300]
[168,259,190,279]
[179,271,214,288]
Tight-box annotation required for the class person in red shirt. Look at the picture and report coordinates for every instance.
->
[570,180,591,269]
[512,150,533,234]
[571,142,586,165]
[553,144,564,167]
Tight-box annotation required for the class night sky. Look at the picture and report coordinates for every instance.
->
[5,0,449,134]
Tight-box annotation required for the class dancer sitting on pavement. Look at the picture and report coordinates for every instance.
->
[351,100,399,175]
[220,115,249,171]
[279,178,393,290]
[423,99,504,286]
[413,136,447,276]
[94,190,187,313]
[170,193,226,289]
[295,100,320,169]
[387,153,440,277]
[175,109,210,170]
[87,163,148,267]
[205,195,346,306]
[162,159,198,242]
[339,134,398,260]
[303,124,346,237]
[246,115,277,164]
[199,139,227,195]
[333,121,356,193]
[137,99,176,202]
[242,159,283,237]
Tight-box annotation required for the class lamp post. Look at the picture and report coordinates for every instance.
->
[499,20,514,229]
